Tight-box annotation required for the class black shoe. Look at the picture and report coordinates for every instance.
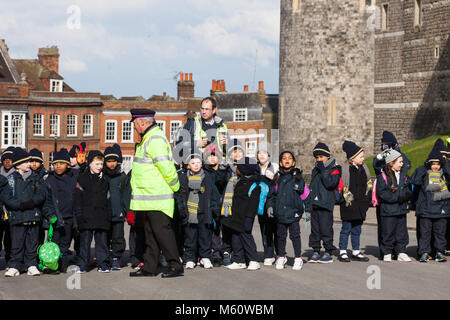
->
[338,253,351,262]
[43,268,60,275]
[129,269,158,277]
[212,258,222,268]
[161,267,184,278]
[351,253,370,262]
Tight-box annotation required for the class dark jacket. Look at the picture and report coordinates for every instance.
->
[410,166,450,218]
[103,165,127,223]
[176,170,221,225]
[47,168,79,221]
[376,169,412,217]
[0,175,21,215]
[268,168,308,224]
[74,170,111,231]
[221,175,261,233]
[339,165,371,221]
[7,171,48,225]
[203,164,229,196]
[309,158,341,212]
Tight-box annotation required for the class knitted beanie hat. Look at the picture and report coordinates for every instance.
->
[1,146,15,162]
[104,144,122,162]
[313,142,331,157]
[29,148,43,163]
[12,148,30,167]
[342,140,363,160]
[53,148,70,165]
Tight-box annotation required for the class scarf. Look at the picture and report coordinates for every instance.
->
[425,170,450,201]
[187,169,205,224]
[221,167,239,217]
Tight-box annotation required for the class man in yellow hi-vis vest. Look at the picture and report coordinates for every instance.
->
[128,109,183,278]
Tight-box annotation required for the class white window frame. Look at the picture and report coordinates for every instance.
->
[121,120,134,143]
[33,113,44,136]
[83,114,93,137]
[170,120,182,143]
[48,152,54,171]
[157,120,166,137]
[1,111,26,148]
[105,120,117,143]
[246,140,257,157]
[233,108,248,122]
[49,114,60,137]
[50,79,63,93]
[121,155,134,174]
[67,114,77,137]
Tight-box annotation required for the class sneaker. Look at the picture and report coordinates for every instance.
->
[27,266,40,276]
[133,262,144,271]
[383,254,392,262]
[76,266,86,274]
[222,252,232,266]
[111,258,121,271]
[264,258,276,266]
[309,252,321,263]
[200,258,213,269]
[225,262,246,270]
[436,252,447,262]
[97,266,111,273]
[338,253,351,262]
[275,256,287,270]
[318,252,333,264]
[5,267,20,277]
[397,253,411,262]
[247,261,260,271]
[212,258,223,268]
[185,261,196,269]
[419,253,432,262]
[351,253,369,262]
[292,258,303,270]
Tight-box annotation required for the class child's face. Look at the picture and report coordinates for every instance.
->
[431,161,441,172]
[280,153,295,169]
[315,155,329,164]
[257,151,270,165]
[70,157,78,167]
[351,151,365,166]
[89,158,104,174]
[232,149,244,163]
[30,161,41,171]
[188,158,202,174]
[391,156,404,172]
[2,158,13,170]
[206,154,218,166]
[53,162,69,176]
[106,159,118,171]
[16,161,30,173]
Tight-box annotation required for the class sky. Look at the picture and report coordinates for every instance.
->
[0,0,280,99]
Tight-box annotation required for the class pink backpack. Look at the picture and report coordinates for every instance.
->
[372,172,387,207]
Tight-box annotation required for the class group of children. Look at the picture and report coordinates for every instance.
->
[0,130,449,277]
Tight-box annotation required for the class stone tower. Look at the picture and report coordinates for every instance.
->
[279,0,375,172]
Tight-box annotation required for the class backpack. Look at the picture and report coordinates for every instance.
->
[371,172,388,207]
[37,223,61,271]
[248,181,269,216]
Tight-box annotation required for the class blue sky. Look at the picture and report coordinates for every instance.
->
[1,0,280,99]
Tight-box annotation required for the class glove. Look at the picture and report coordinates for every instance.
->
[49,216,57,224]
[316,161,325,171]
[179,210,188,220]
[267,207,274,218]
[19,200,34,211]
[126,211,135,226]
[303,212,311,222]
[293,168,303,181]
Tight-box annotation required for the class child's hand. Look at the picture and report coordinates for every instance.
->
[267,207,274,218]
[316,161,325,171]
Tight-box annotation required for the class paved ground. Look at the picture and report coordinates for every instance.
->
[0,208,448,300]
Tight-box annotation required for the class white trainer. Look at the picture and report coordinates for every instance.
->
[275,256,287,270]
[292,257,304,270]
[397,253,412,262]
[200,258,213,269]
[225,262,246,270]
[27,266,40,276]
[185,261,196,269]
[263,258,276,266]
[247,261,261,271]
[5,267,19,277]
[383,254,392,262]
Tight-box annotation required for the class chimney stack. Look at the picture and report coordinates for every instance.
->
[38,46,60,74]
[243,85,249,92]
[177,71,195,101]
[257,80,266,105]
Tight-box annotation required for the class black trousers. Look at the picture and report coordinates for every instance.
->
[277,221,302,258]
[53,217,74,268]
[183,223,212,262]
[9,223,39,270]
[108,221,126,260]
[309,208,336,253]
[211,219,222,260]
[129,225,145,267]
[418,217,447,255]
[141,211,182,274]
[380,215,409,255]
[446,217,450,251]
[79,229,108,269]
[0,220,11,263]
[230,218,258,264]
[258,215,277,259]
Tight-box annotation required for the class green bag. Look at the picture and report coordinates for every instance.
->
[37,224,61,271]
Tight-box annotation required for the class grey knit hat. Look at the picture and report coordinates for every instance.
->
[384,149,402,164]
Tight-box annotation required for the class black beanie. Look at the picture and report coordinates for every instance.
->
[237,157,259,176]
[12,148,30,167]
[29,148,43,163]
[1,146,15,162]
[87,150,104,165]
[104,144,122,162]
[342,140,363,160]
[381,131,398,145]
[313,142,331,157]
[53,148,70,165]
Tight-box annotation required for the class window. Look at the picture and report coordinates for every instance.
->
[122,155,134,174]
[122,121,134,143]
[2,111,26,148]
[414,0,423,27]
[434,46,440,59]
[327,97,337,126]
[50,79,63,92]
[233,109,248,122]
[157,121,166,137]
[381,4,389,31]
[83,114,93,136]
[293,0,301,13]
[67,114,77,137]
[33,113,44,136]
[49,114,60,137]
[170,121,182,143]
[48,152,54,171]
[246,141,257,157]
[8,87,19,95]
[105,120,117,143]
[366,0,372,6]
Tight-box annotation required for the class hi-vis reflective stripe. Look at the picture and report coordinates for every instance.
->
[169,177,179,186]
[133,155,171,164]
[131,194,174,201]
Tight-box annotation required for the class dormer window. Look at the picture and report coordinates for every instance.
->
[50,79,63,92]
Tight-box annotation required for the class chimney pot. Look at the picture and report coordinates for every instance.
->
[212,80,217,91]
[184,73,188,81]
[258,81,264,91]
[180,72,184,81]
[163,92,166,97]
[189,73,192,81]
[244,85,248,92]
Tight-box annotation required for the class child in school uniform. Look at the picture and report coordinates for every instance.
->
[376,149,412,262]
[411,144,450,262]
[308,142,340,263]
[338,141,372,262]
[267,151,308,270]
[176,151,221,269]
[74,150,111,273]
